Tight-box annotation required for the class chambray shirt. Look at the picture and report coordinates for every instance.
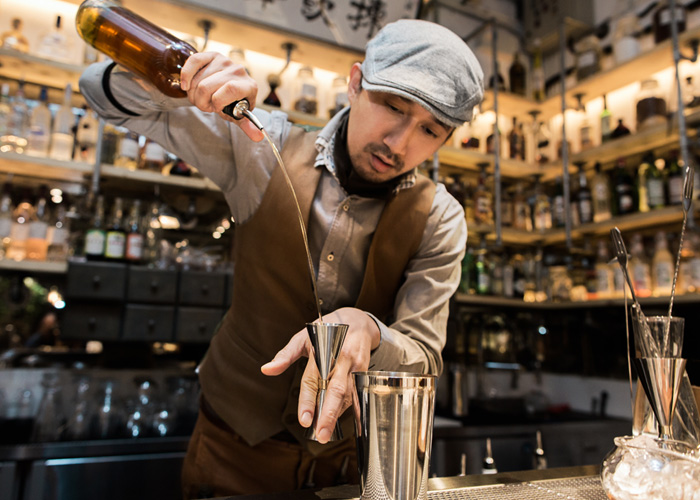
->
[79,61,467,376]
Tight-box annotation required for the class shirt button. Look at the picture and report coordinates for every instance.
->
[318,299,324,305]
[342,204,350,212]
[327,253,334,262]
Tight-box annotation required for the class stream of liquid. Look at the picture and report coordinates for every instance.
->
[262,129,324,324]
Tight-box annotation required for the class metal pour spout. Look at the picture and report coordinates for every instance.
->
[222,99,265,131]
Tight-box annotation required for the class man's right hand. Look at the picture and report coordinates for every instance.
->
[180,52,264,142]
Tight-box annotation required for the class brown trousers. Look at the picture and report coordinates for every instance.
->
[181,404,359,499]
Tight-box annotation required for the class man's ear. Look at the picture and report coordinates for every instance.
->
[348,62,363,102]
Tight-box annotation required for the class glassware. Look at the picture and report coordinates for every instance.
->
[636,79,667,131]
[49,85,76,162]
[25,87,51,158]
[65,375,94,441]
[293,66,318,116]
[36,15,73,63]
[1,18,30,53]
[94,379,123,439]
[329,76,349,118]
[74,107,99,164]
[614,14,640,65]
[32,372,65,442]
[601,435,700,500]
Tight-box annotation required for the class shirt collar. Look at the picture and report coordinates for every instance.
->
[313,107,416,194]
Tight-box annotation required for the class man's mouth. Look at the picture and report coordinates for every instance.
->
[371,153,394,172]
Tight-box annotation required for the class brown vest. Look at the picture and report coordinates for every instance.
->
[197,125,436,450]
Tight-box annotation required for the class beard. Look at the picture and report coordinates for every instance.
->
[350,142,405,183]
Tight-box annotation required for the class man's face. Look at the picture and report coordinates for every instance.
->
[345,63,453,184]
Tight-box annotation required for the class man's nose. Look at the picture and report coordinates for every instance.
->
[384,123,412,156]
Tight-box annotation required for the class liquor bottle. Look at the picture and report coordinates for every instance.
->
[680,231,700,293]
[474,164,493,225]
[629,233,652,298]
[577,96,593,150]
[1,18,30,53]
[293,66,319,115]
[665,150,683,205]
[104,197,126,261]
[114,128,140,169]
[125,200,144,263]
[610,119,631,139]
[84,195,106,260]
[532,39,545,102]
[143,200,162,266]
[637,153,653,213]
[0,84,11,149]
[25,87,51,158]
[600,94,612,143]
[552,176,566,228]
[508,52,526,96]
[591,162,612,222]
[576,167,593,225]
[76,0,197,98]
[6,189,35,261]
[139,139,165,172]
[646,156,667,209]
[49,85,76,161]
[73,107,99,164]
[532,175,552,231]
[488,70,506,92]
[445,174,466,209]
[47,205,71,262]
[0,182,13,259]
[595,240,614,299]
[36,15,72,63]
[25,186,50,261]
[486,123,502,156]
[475,239,491,295]
[508,117,524,160]
[651,231,673,297]
[512,182,532,231]
[613,158,635,216]
[263,74,282,107]
[100,123,121,165]
[3,82,29,153]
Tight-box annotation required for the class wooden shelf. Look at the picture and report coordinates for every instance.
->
[454,292,700,310]
[0,48,85,95]
[0,259,68,274]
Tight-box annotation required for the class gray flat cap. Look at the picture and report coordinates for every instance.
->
[361,19,484,127]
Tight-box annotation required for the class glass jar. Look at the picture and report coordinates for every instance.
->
[293,66,318,116]
[614,14,641,64]
[328,75,348,118]
[575,34,601,81]
[601,435,700,500]
[636,79,668,130]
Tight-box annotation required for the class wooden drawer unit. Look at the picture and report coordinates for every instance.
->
[174,307,224,343]
[122,304,174,342]
[178,271,227,307]
[62,304,123,341]
[127,268,178,304]
[66,262,127,301]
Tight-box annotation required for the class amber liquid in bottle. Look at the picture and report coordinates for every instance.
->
[75,0,196,98]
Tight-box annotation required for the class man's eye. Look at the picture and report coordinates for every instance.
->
[424,127,438,138]
[386,102,402,113]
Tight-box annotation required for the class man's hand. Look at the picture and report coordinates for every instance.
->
[260,307,381,443]
[180,52,264,142]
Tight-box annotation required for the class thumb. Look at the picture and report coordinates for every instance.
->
[260,330,309,376]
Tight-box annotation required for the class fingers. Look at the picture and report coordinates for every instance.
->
[297,359,319,429]
[308,350,356,444]
[260,329,310,376]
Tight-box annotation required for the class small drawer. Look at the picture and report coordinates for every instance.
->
[122,304,174,341]
[127,267,178,304]
[178,271,226,306]
[174,307,225,343]
[62,304,122,340]
[66,262,127,301]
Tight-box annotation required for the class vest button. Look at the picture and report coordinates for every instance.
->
[342,204,349,212]
[327,253,334,262]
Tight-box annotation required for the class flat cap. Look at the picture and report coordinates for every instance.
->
[361,19,484,127]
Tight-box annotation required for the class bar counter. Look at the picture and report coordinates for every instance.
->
[222,465,605,500]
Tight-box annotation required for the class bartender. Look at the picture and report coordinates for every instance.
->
[79,18,483,498]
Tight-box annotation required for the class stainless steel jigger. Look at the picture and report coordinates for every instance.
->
[305,322,348,441]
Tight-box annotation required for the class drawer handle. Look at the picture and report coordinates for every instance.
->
[88,317,97,330]
[198,322,207,335]
[201,284,209,295]
[147,319,156,333]
[92,276,101,288]
[150,280,159,291]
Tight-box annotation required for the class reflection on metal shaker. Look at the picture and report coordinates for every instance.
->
[352,371,436,500]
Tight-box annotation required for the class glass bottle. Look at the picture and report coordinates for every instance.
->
[2,82,29,153]
[665,150,683,205]
[100,123,121,165]
[575,34,601,81]
[652,231,673,297]
[595,240,614,299]
[613,158,635,216]
[104,197,126,261]
[32,373,65,443]
[329,76,349,118]
[591,161,612,222]
[445,173,466,209]
[508,117,524,160]
[0,84,11,152]
[613,13,640,65]
[74,106,99,164]
[629,233,652,298]
[36,15,72,63]
[76,0,197,98]
[25,186,50,261]
[6,189,34,261]
[647,156,667,209]
[140,139,165,172]
[114,128,140,170]
[474,164,493,225]
[47,204,71,262]
[143,200,162,267]
[653,1,686,44]
[636,79,667,131]
[508,52,526,96]
[293,66,319,115]
[552,176,566,228]
[637,153,653,213]
[576,167,593,225]
[49,85,76,161]
[512,182,532,231]
[84,194,106,260]
[532,39,545,102]
[125,200,143,263]
[25,87,52,158]
[610,118,631,139]
[263,74,282,107]
[0,182,14,259]
[0,18,30,53]
[532,175,552,231]
[475,240,491,295]
[600,94,612,144]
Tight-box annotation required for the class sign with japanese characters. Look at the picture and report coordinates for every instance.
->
[182,0,421,51]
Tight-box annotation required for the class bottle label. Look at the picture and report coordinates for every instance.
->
[28,221,48,240]
[119,138,140,160]
[105,232,126,259]
[49,133,74,162]
[85,229,106,255]
[648,179,665,206]
[632,262,652,293]
[126,233,143,260]
[301,83,317,98]
[669,177,683,203]
[10,222,30,241]
[0,218,12,238]
[579,200,593,224]
[144,142,165,162]
[596,268,612,293]
[49,227,68,246]
[654,261,673,291]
